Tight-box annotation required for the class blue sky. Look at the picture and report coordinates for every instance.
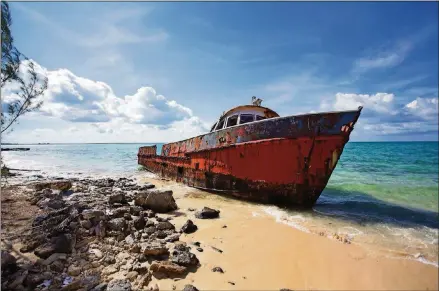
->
[2,1,438,143]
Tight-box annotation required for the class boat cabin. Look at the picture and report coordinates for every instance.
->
[210,101,280,132]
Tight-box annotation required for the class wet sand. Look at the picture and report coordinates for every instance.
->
[142,177,439,291]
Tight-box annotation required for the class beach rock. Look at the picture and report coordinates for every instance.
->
[33,180,72,191]
[132,261,149,273]
[80,220,92,229]
[133,214,146,230]
[36,197,65,210]
[212,266,224,273]
[279,289,294,291]
[182,284,199,291]
[91,283,108,291]
[125,234,136,245]
[144,210,156,218]
[140,183,155,190]
[68,264,82,276]
[89,248,103,259]
[228,281,235,286]
[150,260,187,275]
[130,206,143,216]
[141,242,169,256]
[166,233,181,243]
[138,273,153,288]
[126,271,139,281]
[34,234,74,259]
[107,218,127,232]
[102,265,118,276]
[171,248,199,267]
[134,189,177,213]
[155,230,168,239]
[7,270,28,289]
[107,279,131,291]
[181,220,197,234]
[42,253,67,265]
[24,273,46,288]
[110,206,130,218]
[145,226,157,235]
[108,193,126,205]
[1,250,17,269]
[196,247,203,252]
[149,283,160,291]
[156,221,175,231]
[195,207,220,219]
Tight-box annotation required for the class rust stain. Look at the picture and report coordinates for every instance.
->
[138,107,363,208]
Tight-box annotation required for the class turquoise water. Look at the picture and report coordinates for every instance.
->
[2,142,438,264]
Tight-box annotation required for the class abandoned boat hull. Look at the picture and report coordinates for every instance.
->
[138,108,362,208]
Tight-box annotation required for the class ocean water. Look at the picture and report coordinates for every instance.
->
[2,142,438,265]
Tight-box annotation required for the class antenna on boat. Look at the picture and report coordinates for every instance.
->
[252,96,263,106]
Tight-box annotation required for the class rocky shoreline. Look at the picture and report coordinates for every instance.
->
[2,175,438,291]
[1,177,230,291]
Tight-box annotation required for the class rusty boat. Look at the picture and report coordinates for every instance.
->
[138,97,363,208]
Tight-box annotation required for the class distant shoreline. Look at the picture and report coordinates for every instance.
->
[2,141,438,145]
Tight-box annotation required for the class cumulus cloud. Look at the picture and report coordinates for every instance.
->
[332,92,396,114]
[404,97,438,120]
[2,60,195,126]
[324,91,438,137]
[1,61,209,143]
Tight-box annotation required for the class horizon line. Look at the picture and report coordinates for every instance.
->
[2,141,438,145]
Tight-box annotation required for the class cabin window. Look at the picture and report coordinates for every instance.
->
[239,114,254,124]
[226,115,238,127]
[256,115,266,121]
[215,119,225,130]
[210,122,217,132]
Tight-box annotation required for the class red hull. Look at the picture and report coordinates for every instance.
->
[138,109,362,207]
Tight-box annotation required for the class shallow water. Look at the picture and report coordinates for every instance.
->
[2,141,438,265]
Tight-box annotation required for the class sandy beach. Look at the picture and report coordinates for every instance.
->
[140,177,438,291]
[1,175,438,291]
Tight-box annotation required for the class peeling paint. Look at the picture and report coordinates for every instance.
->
[138,107,363,208]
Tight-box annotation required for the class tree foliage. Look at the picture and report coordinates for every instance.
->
[1,1,48,134]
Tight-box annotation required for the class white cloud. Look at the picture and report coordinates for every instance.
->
[332,92,396,114]
[404,97,438,120]
[353,41,411,73]
[323,92,438,137]
[1,61,210,143]
[362,122,437,135]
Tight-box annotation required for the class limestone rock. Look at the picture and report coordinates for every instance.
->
[150,261,187,275]
[134,189,177,213]
[33,180,72,191]
[108,193,126,205]
[140,242,169,256]
[107,218,127,232]
[81,209,105,221]
[107,279,132,291]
